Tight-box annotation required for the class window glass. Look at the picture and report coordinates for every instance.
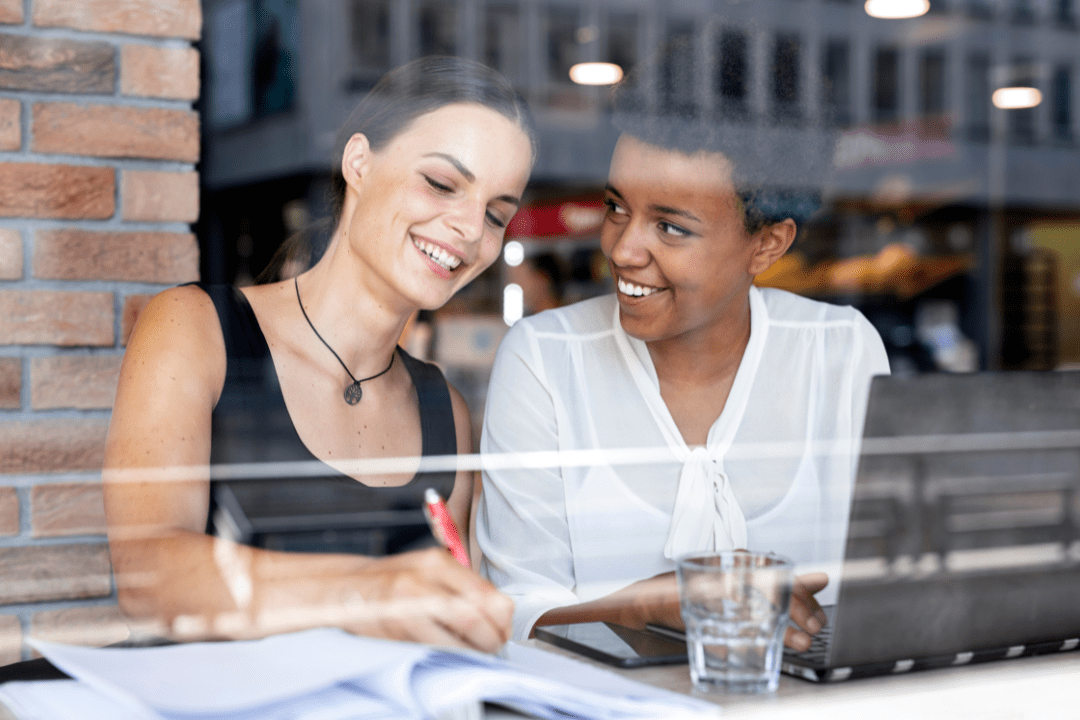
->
[417,0,457,58]
[822,39,851,126]
[920,48,946,117]
[966,51,991,142]
[663,20,697,118]
[350,0,390,90]
[605,11,638,77]
[485,3,521,85]
[1009,58,1038,145]
[773,33,801,120]
[717,29,749,119]
[873,46,900,125]
[1053,65,1073,142]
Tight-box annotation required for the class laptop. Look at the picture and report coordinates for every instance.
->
[780,370,1080,681]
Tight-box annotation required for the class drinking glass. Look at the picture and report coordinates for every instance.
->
[675,550,793,693]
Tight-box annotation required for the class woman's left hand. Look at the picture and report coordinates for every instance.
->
[785,571,829,652]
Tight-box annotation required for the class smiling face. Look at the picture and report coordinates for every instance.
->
[601,134,771,346]
[342,103,533,311]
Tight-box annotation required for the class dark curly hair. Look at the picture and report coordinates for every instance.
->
[610,39,828,236]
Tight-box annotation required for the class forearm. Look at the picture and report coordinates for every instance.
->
[530,572,683,638]
[533,597,637,637]
[111,529,372,641]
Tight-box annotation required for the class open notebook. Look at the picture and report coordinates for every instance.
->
[0,628,714,720]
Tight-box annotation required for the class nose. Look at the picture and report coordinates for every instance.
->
[605,219,651,268]
[448,198,487,243]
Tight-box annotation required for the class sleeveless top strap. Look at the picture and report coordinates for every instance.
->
[192,281,458,471]
[397,348,458,488]
[189,282,269,362]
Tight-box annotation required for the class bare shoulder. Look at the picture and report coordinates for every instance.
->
[121,284,227,409]
[135,284,220,337]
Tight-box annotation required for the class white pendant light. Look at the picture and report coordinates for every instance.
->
[864,0,931,18]
[569,62,624,86]
[992,87,1043,109]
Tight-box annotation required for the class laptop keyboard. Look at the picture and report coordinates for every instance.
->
[784,619,833,666]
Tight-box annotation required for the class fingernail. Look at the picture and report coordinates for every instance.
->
[806,616,822,634]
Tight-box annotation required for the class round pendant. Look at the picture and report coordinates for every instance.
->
[344,381,363,405]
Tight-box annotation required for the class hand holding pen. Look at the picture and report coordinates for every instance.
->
[423,488,470,568]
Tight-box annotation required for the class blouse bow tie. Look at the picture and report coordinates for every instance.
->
[663,446,748,559]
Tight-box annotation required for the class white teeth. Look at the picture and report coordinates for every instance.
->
[617,277,660,297]
[413,239,462,271]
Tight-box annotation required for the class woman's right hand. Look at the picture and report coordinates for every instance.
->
[255,547,514,654]
[349,548,515,653]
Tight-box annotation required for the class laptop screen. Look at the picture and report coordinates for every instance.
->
[829,371,1080,667]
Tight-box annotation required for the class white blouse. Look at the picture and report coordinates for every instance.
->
[476,286,891,641]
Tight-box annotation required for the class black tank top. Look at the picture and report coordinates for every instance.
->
[197,284,457,555]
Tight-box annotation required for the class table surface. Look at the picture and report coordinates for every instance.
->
[496,638,1080,719]
[1,639,1076,720]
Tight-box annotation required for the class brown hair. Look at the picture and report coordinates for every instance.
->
[258,56,536,283]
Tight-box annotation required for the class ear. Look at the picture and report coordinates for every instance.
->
[340,132,373,189]
[748,219,797,275]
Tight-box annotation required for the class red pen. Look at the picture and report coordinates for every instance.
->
[423,488,470,568]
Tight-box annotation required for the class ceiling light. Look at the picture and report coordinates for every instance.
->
[569,62,623,86]
[992,87,1042,109]
[864,0,930,18]
[503,240,525,267]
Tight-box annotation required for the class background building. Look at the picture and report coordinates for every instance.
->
[1,0,1078,661]
[200,0,1080,389]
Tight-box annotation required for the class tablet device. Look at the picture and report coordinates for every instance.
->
[534,622,689,668]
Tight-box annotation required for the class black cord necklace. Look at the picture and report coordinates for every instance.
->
[295,277,395,405]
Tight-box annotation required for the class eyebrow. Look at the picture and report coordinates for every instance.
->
[604,183,702,224]
[426,152,521,207]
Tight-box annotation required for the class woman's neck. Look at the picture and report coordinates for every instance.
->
[646,296,752,389]
[294,236,412,375]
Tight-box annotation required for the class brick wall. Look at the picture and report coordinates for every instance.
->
[0,0,200,662]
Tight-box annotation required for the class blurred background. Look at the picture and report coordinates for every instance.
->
[1,0,1078,665]
[197,0,1080,437]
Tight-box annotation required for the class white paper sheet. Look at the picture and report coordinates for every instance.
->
[22,629,716,720]
[30,628,426,715]
[0,680,159,720]
[500,642,718,719]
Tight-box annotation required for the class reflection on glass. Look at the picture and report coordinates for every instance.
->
[994,86,1043,110]
[503,283,524,326]
[605,11,638,75]
[1052,66,1073,142]
[569,62,623,85]
[965,51,991,142]
[966,0,995,19]
[546,5,580,84]
[1012,0,1037,24]
[773,34,801,121]
[350,0,390,89]
[873,46,900,125]
[822,39,851,127]
[864,0,930,18]
[503,241,525,268]
[1007,59,1039,145]
[663,21,697,118]
[417,0,457,57]
[920,48,946,117]
[718,29,750,120]
[484,3,520,85]
[1057,0,1077,25]
[838,372,1080,665]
